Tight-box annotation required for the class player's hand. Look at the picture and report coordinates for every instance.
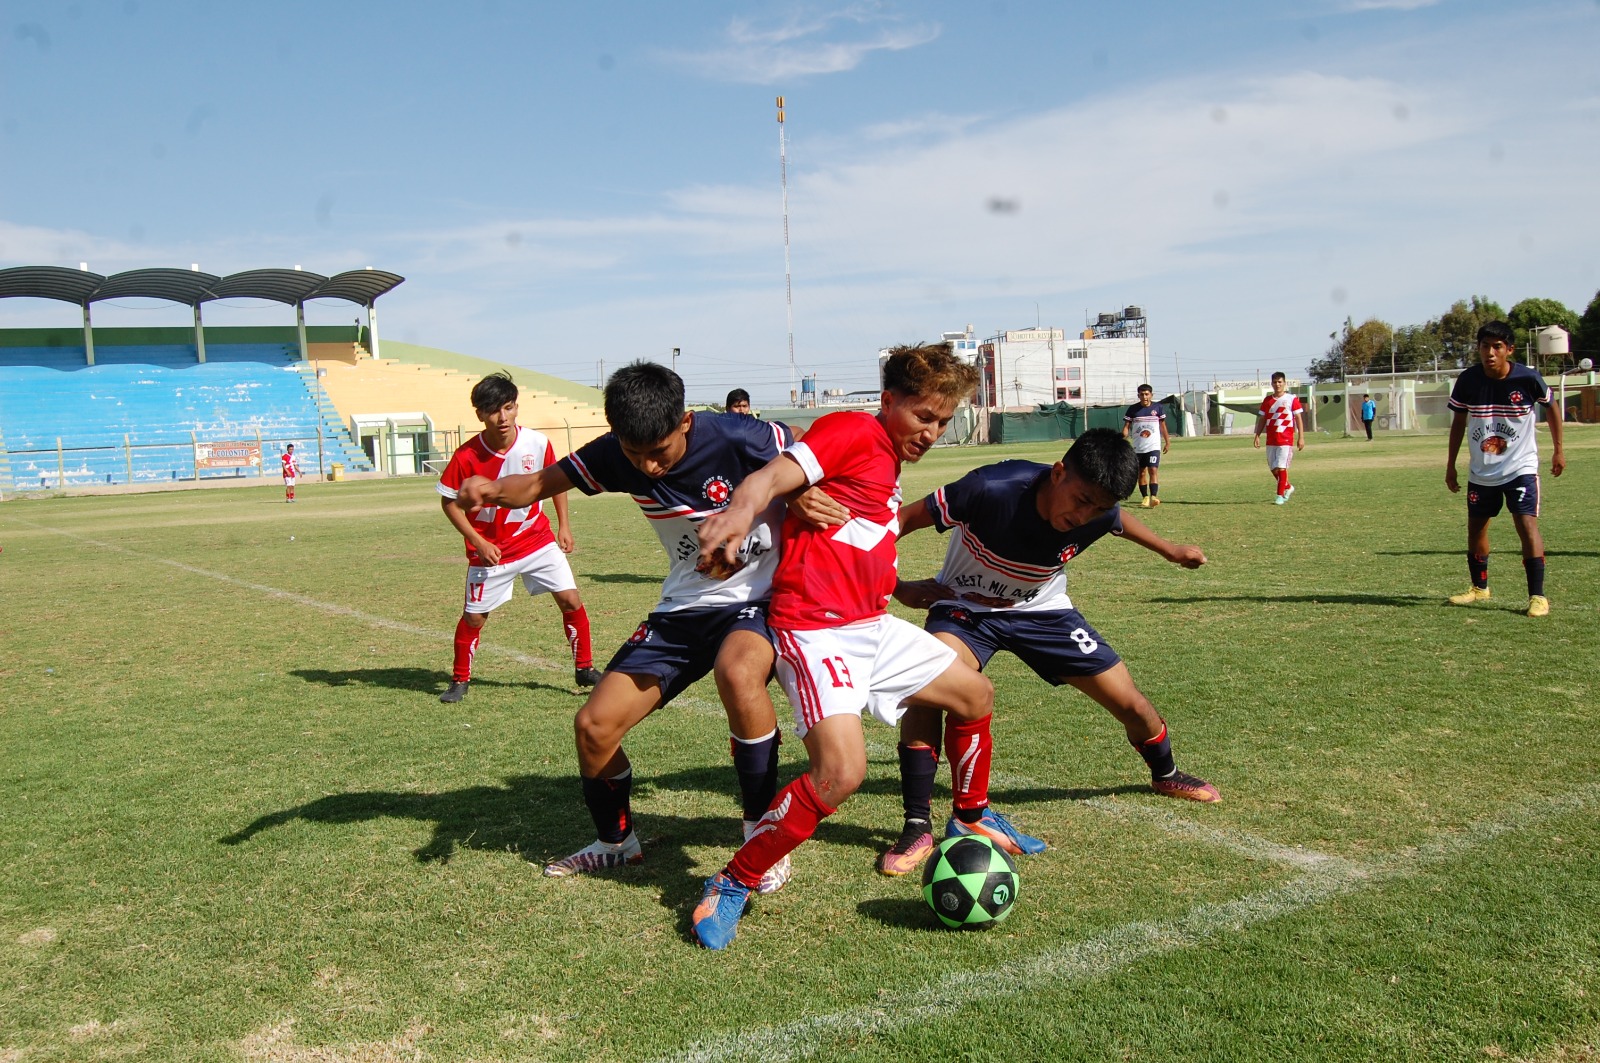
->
[1253,436,1262,449]
[1445,466,1460,493]
[1162,439,1170,455]
[557,525,575,553]
[457,476,498,512]
[476,540,503,566]
[787,485,850,529]
[696,506,751,579]
[1296,439,1305,451]
[1169,544,1207,568]
[893,578,950,611]
[1552,452,1566,477]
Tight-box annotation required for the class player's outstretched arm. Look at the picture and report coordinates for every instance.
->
[697,453,810,571]
[1444,409,1467,493]
[459,466,576,511]
[1119,510,1207,568]
[1544,400,1566,477]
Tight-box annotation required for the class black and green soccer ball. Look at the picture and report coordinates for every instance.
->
[921,834,1019,929]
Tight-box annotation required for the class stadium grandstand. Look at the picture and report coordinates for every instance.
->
[0,265,608,494]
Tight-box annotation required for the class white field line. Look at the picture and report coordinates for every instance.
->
[11,520,561,671]
[653,785,1597,1063]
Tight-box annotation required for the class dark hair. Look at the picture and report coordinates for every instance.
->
[1137,383,1153,394]
[605,361,685,447]
[1270,371,1286,384]
[881,342,978,401]
[1063,428,1138,500]
[471,371,518,412]
[725,388,751,409]
[1477,320,1515,346]
[285,443,294,450]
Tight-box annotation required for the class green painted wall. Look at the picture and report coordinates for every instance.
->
[378,341,603,406]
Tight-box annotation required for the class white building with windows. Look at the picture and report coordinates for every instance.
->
[981,309,1151,408]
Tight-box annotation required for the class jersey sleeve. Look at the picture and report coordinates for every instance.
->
[1293,397,1305,415]
[1259,397,1272,415]
[558,435,625,496]
[1448,371,1470,411]
[780,414,856,487]
[1105,505,1126,537]
[734,414,792,461]
[1123,404,1138,424]
[928,467,987,533]
[1531,370,1554,405]
[435,447,471,499]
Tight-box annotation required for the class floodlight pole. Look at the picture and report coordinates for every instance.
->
[778,96,796,405]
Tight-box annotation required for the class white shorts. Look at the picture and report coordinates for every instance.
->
[1266,445,1294,470]
[464,541,577,614]
[772,615,958,738]
[283,477,297,487]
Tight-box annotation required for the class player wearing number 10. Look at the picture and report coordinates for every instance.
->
[882,429,1220,875]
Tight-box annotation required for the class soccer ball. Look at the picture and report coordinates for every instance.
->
[921,834,1019,929]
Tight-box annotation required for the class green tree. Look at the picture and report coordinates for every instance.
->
[1573,289,1600,366]
[1437,296,1506,368]
[1394,321,1444,372]
[1507,298,1579,372]
[1344,318,1395,375]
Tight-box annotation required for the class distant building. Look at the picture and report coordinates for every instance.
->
[982,308,1150,408]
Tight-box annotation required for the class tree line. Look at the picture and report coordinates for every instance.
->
[1308,289,1600,381]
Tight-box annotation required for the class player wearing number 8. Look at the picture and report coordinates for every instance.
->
[881,429,1221,876]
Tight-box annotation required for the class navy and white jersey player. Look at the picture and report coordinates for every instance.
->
[458,362,845,890]
[878,428,1220,876]
[1445,320,1566,617]
[1122,383,1169,508]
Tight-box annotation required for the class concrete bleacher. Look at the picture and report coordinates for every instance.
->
[0,361,372,490]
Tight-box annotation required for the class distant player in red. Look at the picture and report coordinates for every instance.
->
[688,342,1041,950]
[1253,371,1305,504]
[280,443,300,503]
[436,372,596,702]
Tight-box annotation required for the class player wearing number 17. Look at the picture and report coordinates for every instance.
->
[689,342,1039,950]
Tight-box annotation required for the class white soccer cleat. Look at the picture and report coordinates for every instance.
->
[542,833,642,877]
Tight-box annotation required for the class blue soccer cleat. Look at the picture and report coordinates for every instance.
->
[945,807,1046,856]
[691,871,751,950]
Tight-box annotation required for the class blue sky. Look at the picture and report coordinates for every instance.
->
[2,0,1596,403]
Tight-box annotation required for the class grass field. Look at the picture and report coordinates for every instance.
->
[2,428,1597,1062]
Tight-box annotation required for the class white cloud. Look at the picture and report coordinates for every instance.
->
[660,6,939,84]
[1336,0,1443,11]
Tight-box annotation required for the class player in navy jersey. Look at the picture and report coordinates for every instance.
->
[457,362,845,891]
[1122,384,1169,507]
[879,428,1219,875]
[1445,321,1566,617]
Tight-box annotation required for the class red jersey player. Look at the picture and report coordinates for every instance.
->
[280,443,300,503]
[688,342,1042,950]
[436,372,597,701]
[1252,371,1306,504]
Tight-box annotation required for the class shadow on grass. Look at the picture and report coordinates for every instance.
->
[1150,592,1435,607]
[586,572,661,585]
[1142,499,1256,506]
[857,896,946,933]
[1375,549,1600,558]
[289,667,575,697]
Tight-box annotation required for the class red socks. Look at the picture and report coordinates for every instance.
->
[562,607,593,669]
[452,617,481,683]
[1275,468,1290,496]
[945,715,994,814]
[727,774,835,889]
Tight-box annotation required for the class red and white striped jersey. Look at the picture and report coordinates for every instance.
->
[1258,393,1304,446]
[436,426,557,566]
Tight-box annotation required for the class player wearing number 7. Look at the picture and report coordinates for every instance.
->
[879,428,1220,876]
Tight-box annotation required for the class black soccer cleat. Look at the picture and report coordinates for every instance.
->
[439,680,469,704]
[574,667,602,689]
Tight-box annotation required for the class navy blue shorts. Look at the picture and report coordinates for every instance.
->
[925,603,1121,685]
[1136,451,1161,470]
[604,600,773,703]
[1467,475,1540,519]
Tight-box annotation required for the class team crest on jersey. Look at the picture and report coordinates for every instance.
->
[702,475,733,506]
[521,454,538,472]
[1509,390,1525,404]
[1059,544,1080,564]
[627,621,652,645]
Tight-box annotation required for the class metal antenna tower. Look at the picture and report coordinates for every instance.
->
[778,95,796,404]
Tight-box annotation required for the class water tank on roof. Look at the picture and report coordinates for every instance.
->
[1535,326,1569,357]
[1097,312,1117,326]
[801,377,816,393]
[1123,305,1143,319]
